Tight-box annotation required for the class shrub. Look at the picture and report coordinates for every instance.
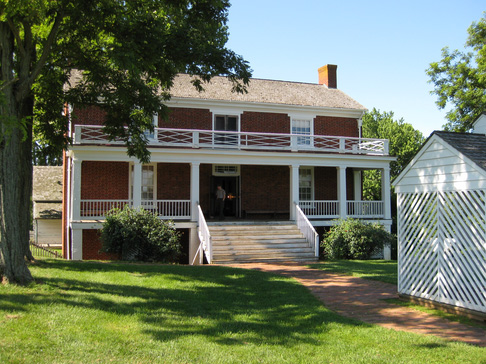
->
[321,218,395,260]
[100,206,182,263]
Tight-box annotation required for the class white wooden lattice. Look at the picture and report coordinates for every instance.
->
[398,190,486,313]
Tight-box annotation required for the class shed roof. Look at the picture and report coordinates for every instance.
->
[432,131,486,172]
[33,166,63,202]
[393,130,486,193]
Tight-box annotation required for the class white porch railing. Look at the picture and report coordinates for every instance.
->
[298,200,384,219]
[74,125,389,155]
[299,200,340,219]
[79,199,191,219]
[347,201,384,218]
[295,203,319,257]
[197,204,212,264]
[141,200,191,219]
[80,200,132,217]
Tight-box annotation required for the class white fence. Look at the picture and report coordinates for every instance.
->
[75,125,389,155]
[398,190,486,313]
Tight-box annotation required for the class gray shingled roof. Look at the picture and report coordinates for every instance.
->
[68,70,365,110]
[169,74,365,110]
[33,166,63,219]
[434,131,486,172]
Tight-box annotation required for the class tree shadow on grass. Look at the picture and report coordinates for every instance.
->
[1,259,365,347]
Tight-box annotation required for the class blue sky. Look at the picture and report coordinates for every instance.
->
[226,1,485,137]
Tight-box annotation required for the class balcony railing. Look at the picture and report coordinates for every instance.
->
[79,199,191,219]
[74,125,389,155]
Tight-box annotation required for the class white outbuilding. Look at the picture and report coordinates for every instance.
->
[393,115,486,315]
[33,166,63,247]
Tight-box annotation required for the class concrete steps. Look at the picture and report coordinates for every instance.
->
[208,222,317,263]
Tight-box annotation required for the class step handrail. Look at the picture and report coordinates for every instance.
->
[295,203,319,257]
[196,204,212,264]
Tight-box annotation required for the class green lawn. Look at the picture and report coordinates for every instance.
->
[1,259,484,363]
[308,259,398,285]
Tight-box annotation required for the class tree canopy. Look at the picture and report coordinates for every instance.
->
[0,0,251,284]
[427,12,486,132]
[361,108,424,200]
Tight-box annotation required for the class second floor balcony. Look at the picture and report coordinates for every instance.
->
[74,125,389,156]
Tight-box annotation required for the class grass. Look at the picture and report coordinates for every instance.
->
[1,259,485,364]
[384,298,486,329]
[308,259,398,285]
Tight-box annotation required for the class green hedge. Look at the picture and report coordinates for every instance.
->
[321,218,395,260]
[100,206,182,263]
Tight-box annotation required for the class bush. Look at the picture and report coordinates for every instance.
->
[321,218,395,260]
[100,206,182,263]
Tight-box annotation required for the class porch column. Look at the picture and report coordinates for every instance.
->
[337,166,347,218]
[290,164,300,220]
[353,170,362,201]
[381,167,391,220]
[190,162,200,222]
[71,228,83,260]
[132,162,142,208]
[381,166,392,260]
[72,158,82,220]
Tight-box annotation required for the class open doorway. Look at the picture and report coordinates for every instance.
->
[210,176,240,218]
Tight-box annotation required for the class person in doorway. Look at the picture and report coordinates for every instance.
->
[215,185,226,220]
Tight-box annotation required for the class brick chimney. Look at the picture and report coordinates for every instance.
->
[318,64,337,88]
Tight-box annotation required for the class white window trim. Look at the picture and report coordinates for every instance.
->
[144,112,158,140]
[130,163,157,203]
[290,114,315,148]
[299,166,315,202]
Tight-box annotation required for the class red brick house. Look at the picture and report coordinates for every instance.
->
[62,65,394,263]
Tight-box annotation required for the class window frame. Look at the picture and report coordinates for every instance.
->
[291,118,314,147]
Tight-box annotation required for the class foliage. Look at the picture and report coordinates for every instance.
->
[362,108,424,201]
[100,206,181,263]
[321,218,396,260]
[0,0,251,283]
[427,12,486,132]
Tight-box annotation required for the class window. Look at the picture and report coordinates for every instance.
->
[130,164,157,205]
[292,119,312,146]
[144,113,158,140]
[214,115,239,145]
[299,167,314,202]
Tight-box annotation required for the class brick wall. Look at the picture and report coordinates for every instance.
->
[163,107,212,130]
[157,163,190,199]
[241,165,289,212]
[241,112,290,133]
[82,229,119,260]
[81,161,129,199]
[314,116,359,137]
[71,105,358,138]
[314,167,356,200]
[71,105,107,126]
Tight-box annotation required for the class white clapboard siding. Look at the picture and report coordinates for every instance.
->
[396,138,486,193]
[35,219,62,246]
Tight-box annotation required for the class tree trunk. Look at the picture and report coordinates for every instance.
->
[0,22,34,285]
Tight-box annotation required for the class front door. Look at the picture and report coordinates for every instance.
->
[210,176,240,218]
